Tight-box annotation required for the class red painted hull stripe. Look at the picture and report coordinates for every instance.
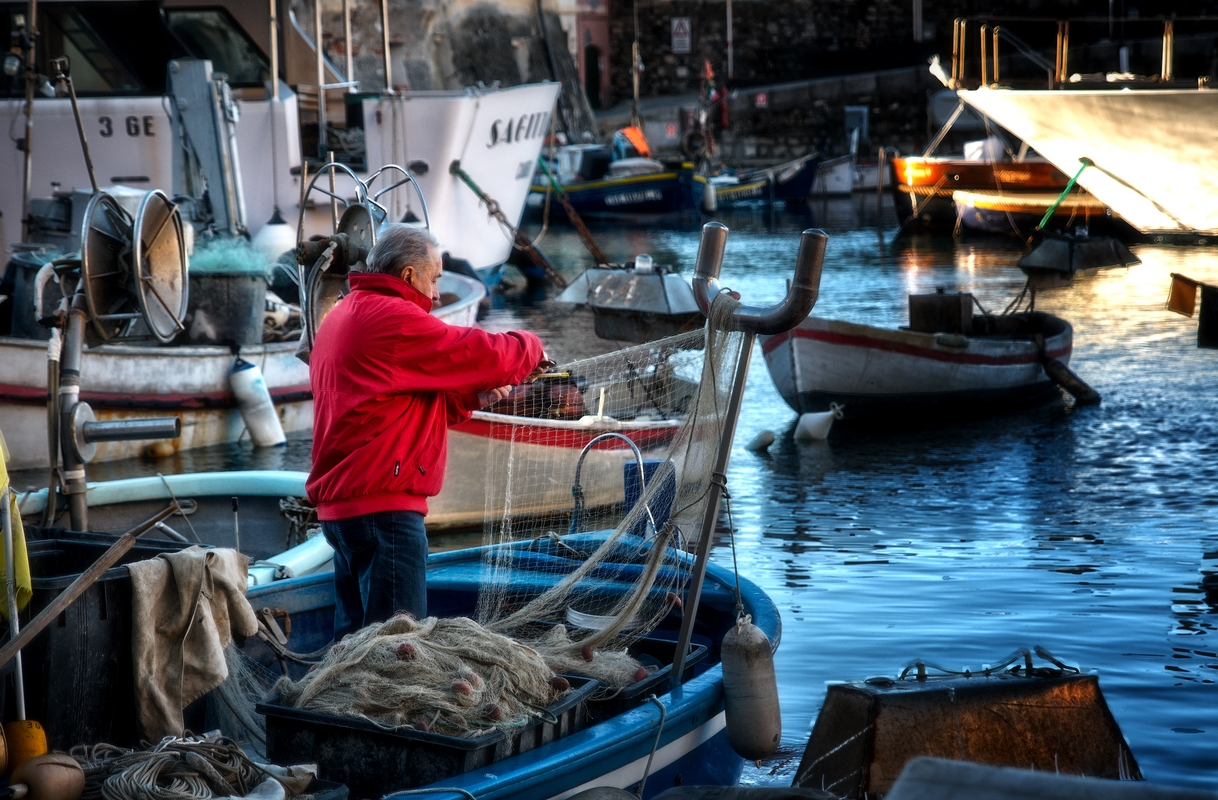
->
[0,383,313,408]
[761,328,1071,365]
[452,416,678,450]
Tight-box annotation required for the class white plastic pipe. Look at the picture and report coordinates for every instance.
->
[247,534,334,587]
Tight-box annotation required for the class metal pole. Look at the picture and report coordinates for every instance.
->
[1,489,26,720]
[993,26,1001,85]
[1055,23,1063,86]
[1061,22,1070,84]
[52,58,97,193]
[876,145,885,221]
[59,293,88,533]
[951,19,960,87]
[979,24,989,87]
[19,0,38,243]
[269,0,279,99]
[958,20,967,87]
[268,0,283,214]
[1162,21,1174,83]
[328,151,339,229]
[41,328,60,528]
[343,0,354,93]
[381,0,393,93]
[314,0,327,157]
[671,330,756,683]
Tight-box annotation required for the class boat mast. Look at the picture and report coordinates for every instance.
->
[631,0,640,128]
[19,0,37,243]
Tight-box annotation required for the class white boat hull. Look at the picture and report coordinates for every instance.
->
[957,88,1218,234]
[430,412,681,530]
[761,314,1072,419]
[0,274,482,471]
[811,154,856,196]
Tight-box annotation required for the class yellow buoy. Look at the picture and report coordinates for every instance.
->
[4,720,47,773]
[721,615,782,760]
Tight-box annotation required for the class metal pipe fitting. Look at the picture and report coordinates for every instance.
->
[691,221,826,336]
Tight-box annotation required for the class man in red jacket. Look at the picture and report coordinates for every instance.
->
[307,224,546,639]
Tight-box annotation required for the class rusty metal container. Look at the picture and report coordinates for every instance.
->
[908,291,973,335]
[793,670,1140,799]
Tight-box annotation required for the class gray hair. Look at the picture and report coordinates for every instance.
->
[364,224,439,276]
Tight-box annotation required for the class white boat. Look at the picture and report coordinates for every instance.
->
[0,273,485,471]
[0,3,557,286]
[761,312,1073,419]
[431,413,682,530]
[954,89,1218,235]
[811,153,856,196]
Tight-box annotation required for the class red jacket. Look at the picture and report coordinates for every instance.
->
[307,273,544,520]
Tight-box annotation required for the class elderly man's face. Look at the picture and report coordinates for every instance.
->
[399,245,443,303]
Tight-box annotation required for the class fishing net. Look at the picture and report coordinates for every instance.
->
[474,294,745,686]
[273,614,572,737]
[267,294,744,736]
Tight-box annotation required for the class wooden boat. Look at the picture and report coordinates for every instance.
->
[811,153,856,197]
[761,312,1073,419]
[526,150,702,218]
[0,273,485,471]
[891,155,1070,229]
[434,413,682,530]
[696,153,821,206]
[953,190,1112,236]
[245,534,779,799]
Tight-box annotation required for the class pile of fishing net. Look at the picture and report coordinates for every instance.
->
[273,614,646,737]
[70,734,316,800]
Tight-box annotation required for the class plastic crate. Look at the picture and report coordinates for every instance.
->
[11,531,205,750]
[258,676,597,799]
[583,633,710,720]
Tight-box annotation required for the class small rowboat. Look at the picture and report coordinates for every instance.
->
[953,189,1113,236]
[761,311,1073,419]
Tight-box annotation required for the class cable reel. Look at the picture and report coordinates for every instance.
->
[294,162,431,361]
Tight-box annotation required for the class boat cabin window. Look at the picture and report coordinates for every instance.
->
[164,8,269,87]
[3,5,143,95]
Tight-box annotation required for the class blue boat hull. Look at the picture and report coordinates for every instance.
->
[245,539,780,799]
[526,169,702,218]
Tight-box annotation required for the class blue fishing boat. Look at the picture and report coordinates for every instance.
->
[525,153,704,218]
[246,539,779,799]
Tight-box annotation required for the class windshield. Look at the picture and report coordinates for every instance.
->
[164,8,268,86]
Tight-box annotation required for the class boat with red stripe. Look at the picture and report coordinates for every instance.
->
[760,311,1074,420]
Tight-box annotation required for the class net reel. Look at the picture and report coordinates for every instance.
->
[294,163,431,361]
[77,189,189,344]
[44,188,189,530]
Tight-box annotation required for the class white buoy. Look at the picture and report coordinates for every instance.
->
[701,180,718,213]
[251,209,296,265]
[721,615,781,761]
[794,402,845,441]
[745,430,775,452]
[230,357,286,446]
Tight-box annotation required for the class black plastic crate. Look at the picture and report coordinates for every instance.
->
[258,675,598,799]
[583,633,710,720]
[11,531,205,750]
[302,778,349,800]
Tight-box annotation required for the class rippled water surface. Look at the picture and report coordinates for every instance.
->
[27,198,1218,789]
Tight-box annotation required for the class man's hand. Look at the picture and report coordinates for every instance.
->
[477,386,512,408]
[526,352,556,383]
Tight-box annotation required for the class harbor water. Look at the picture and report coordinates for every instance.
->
[23,197,1217,789]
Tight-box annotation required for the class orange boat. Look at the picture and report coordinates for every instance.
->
[891,156,1070,229]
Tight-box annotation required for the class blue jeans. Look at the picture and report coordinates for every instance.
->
[322,510,428,641]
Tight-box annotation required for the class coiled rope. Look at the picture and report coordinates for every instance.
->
[71,735,282,800]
